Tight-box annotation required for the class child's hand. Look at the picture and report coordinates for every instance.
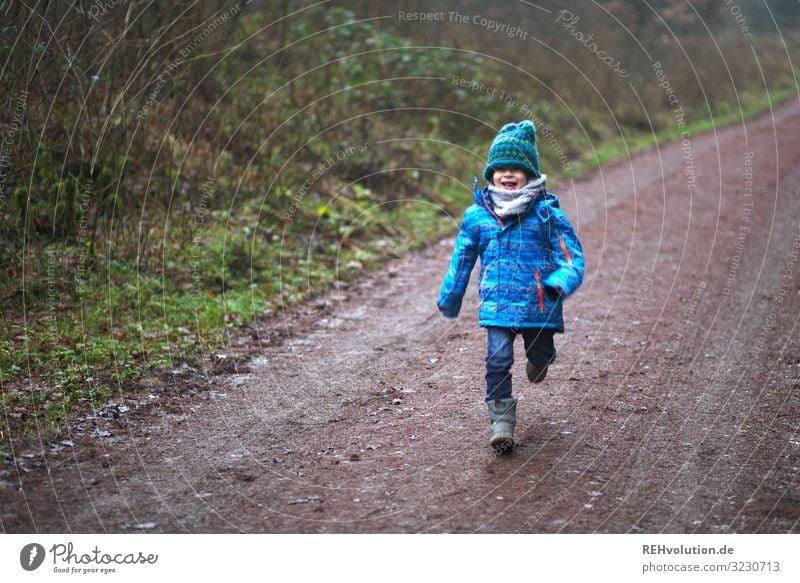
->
[437,302,459,318]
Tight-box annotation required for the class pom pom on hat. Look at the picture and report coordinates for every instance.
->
[483,120,541,182]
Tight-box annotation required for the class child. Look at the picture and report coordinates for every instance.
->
[437,120,584,451]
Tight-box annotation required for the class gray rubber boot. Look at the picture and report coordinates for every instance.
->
[487,397,517,452]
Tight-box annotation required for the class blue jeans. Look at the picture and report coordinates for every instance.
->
[485,326,556,401]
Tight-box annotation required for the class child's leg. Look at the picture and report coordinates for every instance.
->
[485,326,516,401]
[522,328,556,383]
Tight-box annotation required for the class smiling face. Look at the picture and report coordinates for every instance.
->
[492,166,529,190]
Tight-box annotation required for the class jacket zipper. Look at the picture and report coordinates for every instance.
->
[534,270,544,313]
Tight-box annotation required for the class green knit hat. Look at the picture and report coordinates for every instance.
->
[483,120,541,182]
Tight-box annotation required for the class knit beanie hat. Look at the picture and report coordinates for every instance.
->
[483,120,541,182]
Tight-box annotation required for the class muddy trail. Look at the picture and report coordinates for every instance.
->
[3,100,800,534]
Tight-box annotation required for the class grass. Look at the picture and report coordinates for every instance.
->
[567,87,799,177]
[0,180,466,442]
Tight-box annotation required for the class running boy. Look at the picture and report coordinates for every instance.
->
[437,120,584,451]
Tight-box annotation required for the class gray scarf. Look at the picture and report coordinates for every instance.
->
[487,174,547,219]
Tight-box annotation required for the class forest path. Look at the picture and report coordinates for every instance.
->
[4,98,800,533]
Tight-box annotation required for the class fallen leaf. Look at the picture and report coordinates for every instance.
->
[288,496,320,505]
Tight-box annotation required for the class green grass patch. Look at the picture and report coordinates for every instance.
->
[568,87,799,177]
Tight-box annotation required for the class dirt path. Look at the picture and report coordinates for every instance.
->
[3,99,800,533]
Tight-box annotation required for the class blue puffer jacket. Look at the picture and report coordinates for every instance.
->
[437,178,584,331]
